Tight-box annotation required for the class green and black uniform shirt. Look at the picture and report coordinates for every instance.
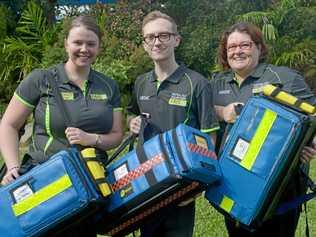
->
[15,63,122,157]
[127,65,219,133]
[211,63,315,107]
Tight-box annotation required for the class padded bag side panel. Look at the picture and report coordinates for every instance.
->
[0,150,95,237]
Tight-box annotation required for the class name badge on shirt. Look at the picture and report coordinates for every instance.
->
[218,90,231,95]
[252,82,270,94]
[168,93,188,107]
[90,94,107,100]
[61,92,74,100]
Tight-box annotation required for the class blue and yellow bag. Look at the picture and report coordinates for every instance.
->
[99,124,221,236]
[0,148,110,237]
[206,90,316,228]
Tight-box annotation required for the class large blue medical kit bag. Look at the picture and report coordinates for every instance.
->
[98,123,221,236]
[0,148,109,237]
[206,87,316,228]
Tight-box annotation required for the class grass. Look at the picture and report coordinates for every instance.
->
[0,156,315,237]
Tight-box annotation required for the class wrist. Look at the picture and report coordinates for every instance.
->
[94,134,101,147]
[8,166,20,172]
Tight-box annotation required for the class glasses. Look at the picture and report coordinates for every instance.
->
[143,32,176,45]
[227,41,254,52]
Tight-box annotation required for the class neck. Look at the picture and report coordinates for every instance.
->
[154,57,179,81]
[65,61,90,87]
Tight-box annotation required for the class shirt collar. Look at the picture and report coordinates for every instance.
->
[148,65,185,84]
[226,63,267,83]
[55,63,93,84]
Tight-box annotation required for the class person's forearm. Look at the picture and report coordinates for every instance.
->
[94,131,124,151]
[214,105,224,121]
[0,124,21,169]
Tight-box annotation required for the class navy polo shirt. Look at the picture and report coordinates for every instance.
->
[127,65,219,133]
[15,63,122,157]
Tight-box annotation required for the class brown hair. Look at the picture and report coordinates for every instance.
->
[142,10,178,34]
[218,22,268,70]
[64,15,102,41]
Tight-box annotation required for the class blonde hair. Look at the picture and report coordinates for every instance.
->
[142,10,178,34]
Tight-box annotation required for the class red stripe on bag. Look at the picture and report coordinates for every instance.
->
[111,154,165,192]
[188,143,217,160]
[107,182,200,236]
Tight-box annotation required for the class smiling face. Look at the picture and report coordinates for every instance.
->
[142,18,180,63]
[64,26,100,69]
[226,31,261,77]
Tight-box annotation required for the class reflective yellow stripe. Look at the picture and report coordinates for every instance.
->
[240,109,277,170]
[263,84,316,114]
[220,195,234,213]
[81,148,96,158]
[12,175,72,216]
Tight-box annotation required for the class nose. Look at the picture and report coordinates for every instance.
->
[80,43,88,52]
[152,37,162,47]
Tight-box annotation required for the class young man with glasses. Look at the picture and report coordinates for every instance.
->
[127,11,219,237]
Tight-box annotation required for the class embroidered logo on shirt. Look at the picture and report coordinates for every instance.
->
[90,94,107,100]
[168,93,188,107]
[139,96,150,101]
[252,82,270,94]
[218,90,231,95]
[61,92,74,100]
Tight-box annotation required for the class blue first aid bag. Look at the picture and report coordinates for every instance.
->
[98,124,221,236]
[0,148,104,237]
[206,96,316,228]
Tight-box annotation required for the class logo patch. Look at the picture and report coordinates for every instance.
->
[218,90,231,95]
[252,82,270,94]
[120,183,133,198]
[90,94,107,100]
[61,92,74,100]
[168,93,188,107]
[139,95,150,101]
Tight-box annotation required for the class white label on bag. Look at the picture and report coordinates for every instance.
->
[114,163,129,181]
[232,138,249,161]
[12,183,34,203]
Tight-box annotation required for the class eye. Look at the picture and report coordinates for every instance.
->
[159,33,170,40]
[227,44,237,51]
[240,42,252,49]
[87,42,97,47]
[144,34,155,43]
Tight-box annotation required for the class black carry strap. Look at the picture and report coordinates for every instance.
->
[47,68,74,127]
[218,103,244,156]
[276,168,316,215]
[104,133,136,167]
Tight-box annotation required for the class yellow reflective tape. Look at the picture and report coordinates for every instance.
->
[81,148,96,158]
[240,109,277,170]
[220,195,234,213]
[12,175,72,216]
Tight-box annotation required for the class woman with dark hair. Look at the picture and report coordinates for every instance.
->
[211,22,316,237]
[0,15,123,236]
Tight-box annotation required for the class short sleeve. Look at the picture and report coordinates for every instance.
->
[14,69,45,109]
[290,73,316,105]
[196,80,219,133]
[126,77,142,116]
[110,80,122,110]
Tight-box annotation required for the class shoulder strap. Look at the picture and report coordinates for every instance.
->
[276,168,316,215]
[46,68,74,127]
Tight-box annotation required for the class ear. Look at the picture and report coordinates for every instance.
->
[174,35,181,47]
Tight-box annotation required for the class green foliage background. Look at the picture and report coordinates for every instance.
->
[0,0,315,108]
